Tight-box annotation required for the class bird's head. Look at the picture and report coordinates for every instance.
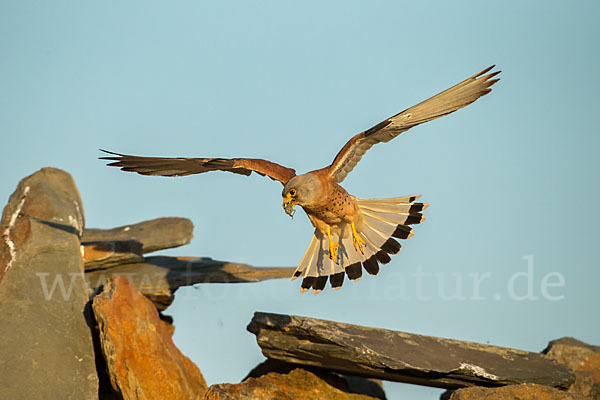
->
[282,174,322,218]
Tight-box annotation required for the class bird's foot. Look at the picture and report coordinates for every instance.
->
[326,230,341,263]
[351,222,366,254]
[328,241,341,262]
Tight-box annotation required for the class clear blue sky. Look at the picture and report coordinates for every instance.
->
[1,1,598,398]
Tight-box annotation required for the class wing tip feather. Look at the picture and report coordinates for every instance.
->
[477,65,496,77]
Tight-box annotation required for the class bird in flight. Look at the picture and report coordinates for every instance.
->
[101,66,500,294]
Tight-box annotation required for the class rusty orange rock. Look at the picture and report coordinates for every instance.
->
[202,368,378,400]
[544,337,600,399]
[93,275,207,399]
[448,383,585,399]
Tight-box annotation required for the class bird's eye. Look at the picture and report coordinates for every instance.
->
[290,189,297,196]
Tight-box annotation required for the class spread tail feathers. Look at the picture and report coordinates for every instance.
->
[292,195,427,293]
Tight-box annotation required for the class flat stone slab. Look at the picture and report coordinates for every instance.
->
[82,239,144,270]
[86,256,296,310]
[82,217,194,270]
[247,312,574,390]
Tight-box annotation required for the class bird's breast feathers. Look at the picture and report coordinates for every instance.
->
[303,188,359,228]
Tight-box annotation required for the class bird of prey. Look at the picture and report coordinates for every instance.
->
[101,66,500,294]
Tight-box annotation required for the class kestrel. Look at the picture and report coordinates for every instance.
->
[101,66,500,294]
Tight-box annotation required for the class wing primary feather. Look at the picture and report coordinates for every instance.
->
[327,66,500,182]
[99,149,295,184]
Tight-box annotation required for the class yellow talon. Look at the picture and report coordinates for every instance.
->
[327,229,340,263]
[351,222,366,254]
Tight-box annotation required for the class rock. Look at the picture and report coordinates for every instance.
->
[92,317,122,400]
[247,312,574,390]
[159,312,176,336]
[544,337,600,399]
[246,359,387,400]
[82,217,193,257]
[446,383,586,399]
[0,168,98,399]
[202,367,379,400]
[83,239,144,270]
[92,275,208,399]
[343,375,387,400]
[86,256,296,310]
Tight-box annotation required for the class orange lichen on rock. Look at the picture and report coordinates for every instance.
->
[448,383,585,400]
[202,368,378,400]
[93,275,207,399]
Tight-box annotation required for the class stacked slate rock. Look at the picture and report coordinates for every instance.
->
[0,168,598,400]
[0,168,98,399]
[0,168,295,400]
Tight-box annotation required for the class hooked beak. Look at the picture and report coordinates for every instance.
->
[282,193,296,218]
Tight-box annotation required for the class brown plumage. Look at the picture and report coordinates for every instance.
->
[101,66,500,293]
[99,153,296,183]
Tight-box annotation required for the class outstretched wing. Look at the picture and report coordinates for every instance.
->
[100,150,296,185]
[328,66,501,183]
